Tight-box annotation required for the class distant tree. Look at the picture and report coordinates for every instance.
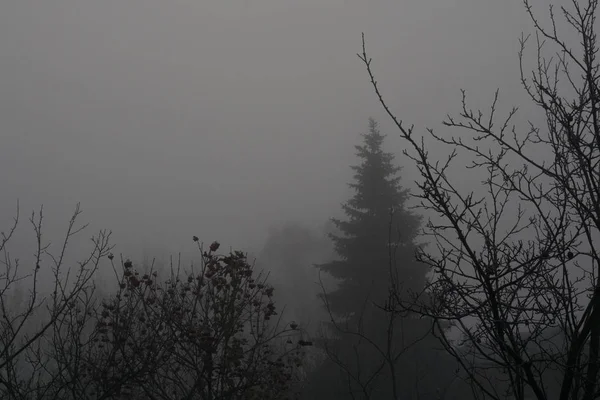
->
[359,0,600,399]
[258,221,334,334]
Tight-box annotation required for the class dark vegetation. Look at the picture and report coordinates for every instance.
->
[2,0,600,399]
[0,209,308,399]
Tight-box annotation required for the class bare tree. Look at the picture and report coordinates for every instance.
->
[360,1,600,399]
[0,203,114,399]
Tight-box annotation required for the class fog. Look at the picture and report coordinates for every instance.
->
[2,0,592,398]
[0,0,542,261]
[0,0,562,340]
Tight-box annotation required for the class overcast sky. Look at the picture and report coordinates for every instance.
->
[0,0,550,263]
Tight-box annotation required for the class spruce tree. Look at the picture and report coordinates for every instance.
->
[317,117,426,323]
[304,119,469,400]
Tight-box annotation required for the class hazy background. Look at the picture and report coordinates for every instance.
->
[0,0,546,267]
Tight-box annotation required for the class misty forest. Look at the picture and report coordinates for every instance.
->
[3,0,600,399]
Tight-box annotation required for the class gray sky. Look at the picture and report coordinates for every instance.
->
[0,0,545,262]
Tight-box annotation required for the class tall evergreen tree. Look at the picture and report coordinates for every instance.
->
[317,117,426,322]
[304,119,465,400]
